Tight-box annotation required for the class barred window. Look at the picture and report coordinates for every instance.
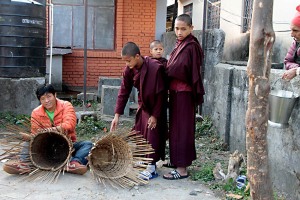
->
[184,3,193,17]
[207,0,220,29]
[241,0,253,33]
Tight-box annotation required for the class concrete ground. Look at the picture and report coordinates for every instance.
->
[0,164,220,200]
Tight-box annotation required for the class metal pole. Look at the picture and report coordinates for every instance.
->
[83,0,88,110]
[198,0,207,116]
[201,0,207,76]
[48,1,53,84]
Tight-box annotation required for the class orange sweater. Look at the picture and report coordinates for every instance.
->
[31,99,77,142]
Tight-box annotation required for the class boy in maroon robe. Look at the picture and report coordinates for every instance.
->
[163,14,205,180]
[110,42,167,180]
[149,40,168,68]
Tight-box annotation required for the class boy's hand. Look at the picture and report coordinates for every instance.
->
[147,116,157,130]
[110,114,120,132]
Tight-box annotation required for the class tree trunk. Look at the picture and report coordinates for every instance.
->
[246,0,275,199]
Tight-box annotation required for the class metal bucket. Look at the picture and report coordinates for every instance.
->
[268,89,299,128]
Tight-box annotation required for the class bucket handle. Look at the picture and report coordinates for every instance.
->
[271,78,297,95]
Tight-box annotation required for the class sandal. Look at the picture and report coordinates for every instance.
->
[162,161,176,168]
[133,161,148,168]
[163,170,189,180]
[139,170,158,180]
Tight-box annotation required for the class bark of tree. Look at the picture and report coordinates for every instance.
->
[246,0,275,199]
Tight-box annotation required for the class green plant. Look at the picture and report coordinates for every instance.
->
[70,96,83,107]
[0,112,30,125]
[195,116,214,138]
[87,100,98,111]
[190,162,215,182]
[76,116,108,141]
[224,178,250,198]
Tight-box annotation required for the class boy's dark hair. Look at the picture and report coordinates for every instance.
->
[121,42,140,57]
[176,14,192,26]
[36,84,56,100]
[150,40,163,49]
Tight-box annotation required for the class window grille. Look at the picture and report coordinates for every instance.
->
[241,0,253,33]
[207,0,221,29]
[184,3,193,17]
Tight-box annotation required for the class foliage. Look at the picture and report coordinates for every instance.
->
[70,97,98,111]
[70,96,83,107]
[223,178,250,197]
[75,115,108,141]
[191,116,251,199]
[190,162,215,182]
[0,112,30,128]
[195,116,214,138]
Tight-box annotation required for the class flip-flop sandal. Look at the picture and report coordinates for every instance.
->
[133,161,148,168]
[139,170,159,180]
[162,161,176,168]
[163,170,189,180]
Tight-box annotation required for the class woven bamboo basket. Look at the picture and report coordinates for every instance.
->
[88,130,154,188]
[29,130,73,171]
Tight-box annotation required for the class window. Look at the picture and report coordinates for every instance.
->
[241,0,253,33]
[183,3,193,17]
[52,0,115,50]
[207,0,220,29]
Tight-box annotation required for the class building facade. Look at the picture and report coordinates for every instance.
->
[46,0,166,90]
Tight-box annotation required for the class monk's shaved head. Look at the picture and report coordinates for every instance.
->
[176,14,192,26]
[122,42,141,57]
[150,40,163,49]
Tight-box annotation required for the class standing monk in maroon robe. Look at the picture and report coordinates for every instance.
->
[110,42,167,180]
[163,14,205,180]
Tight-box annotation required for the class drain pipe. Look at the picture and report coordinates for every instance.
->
[47,0,54,84]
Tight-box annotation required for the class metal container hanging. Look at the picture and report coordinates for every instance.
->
[268,78,299,128]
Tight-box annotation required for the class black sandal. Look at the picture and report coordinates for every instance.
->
[162,161,176,168]
[163,170,189,180]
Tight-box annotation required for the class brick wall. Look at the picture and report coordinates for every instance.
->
[60,0,157,88]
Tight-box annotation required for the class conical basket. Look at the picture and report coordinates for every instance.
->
[29,130,72,171]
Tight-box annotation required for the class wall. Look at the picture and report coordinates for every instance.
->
[220,0,298,63]
[175,1,298,63]
[156,0,167,40]
[162,28,300,199]
[0,78,44,115]
[178,0,203,30]
[205,61,300,199]
[59,0,158,88]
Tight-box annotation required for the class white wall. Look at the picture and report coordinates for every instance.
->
[178,0,203,30]
[175,0,299,62]
[156,0,167,40]
[273,0,299,55]
[220,0,299,62]
[219,0,242,39]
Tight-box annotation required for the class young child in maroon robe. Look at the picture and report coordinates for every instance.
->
[110,42,167,180]
[149,40,169,142]
[149,40,168,68]
[163,14,205,180]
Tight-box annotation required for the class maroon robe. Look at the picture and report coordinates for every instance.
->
[167,34,205,167]
[152,57,168,69]
[115,56,167,163]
